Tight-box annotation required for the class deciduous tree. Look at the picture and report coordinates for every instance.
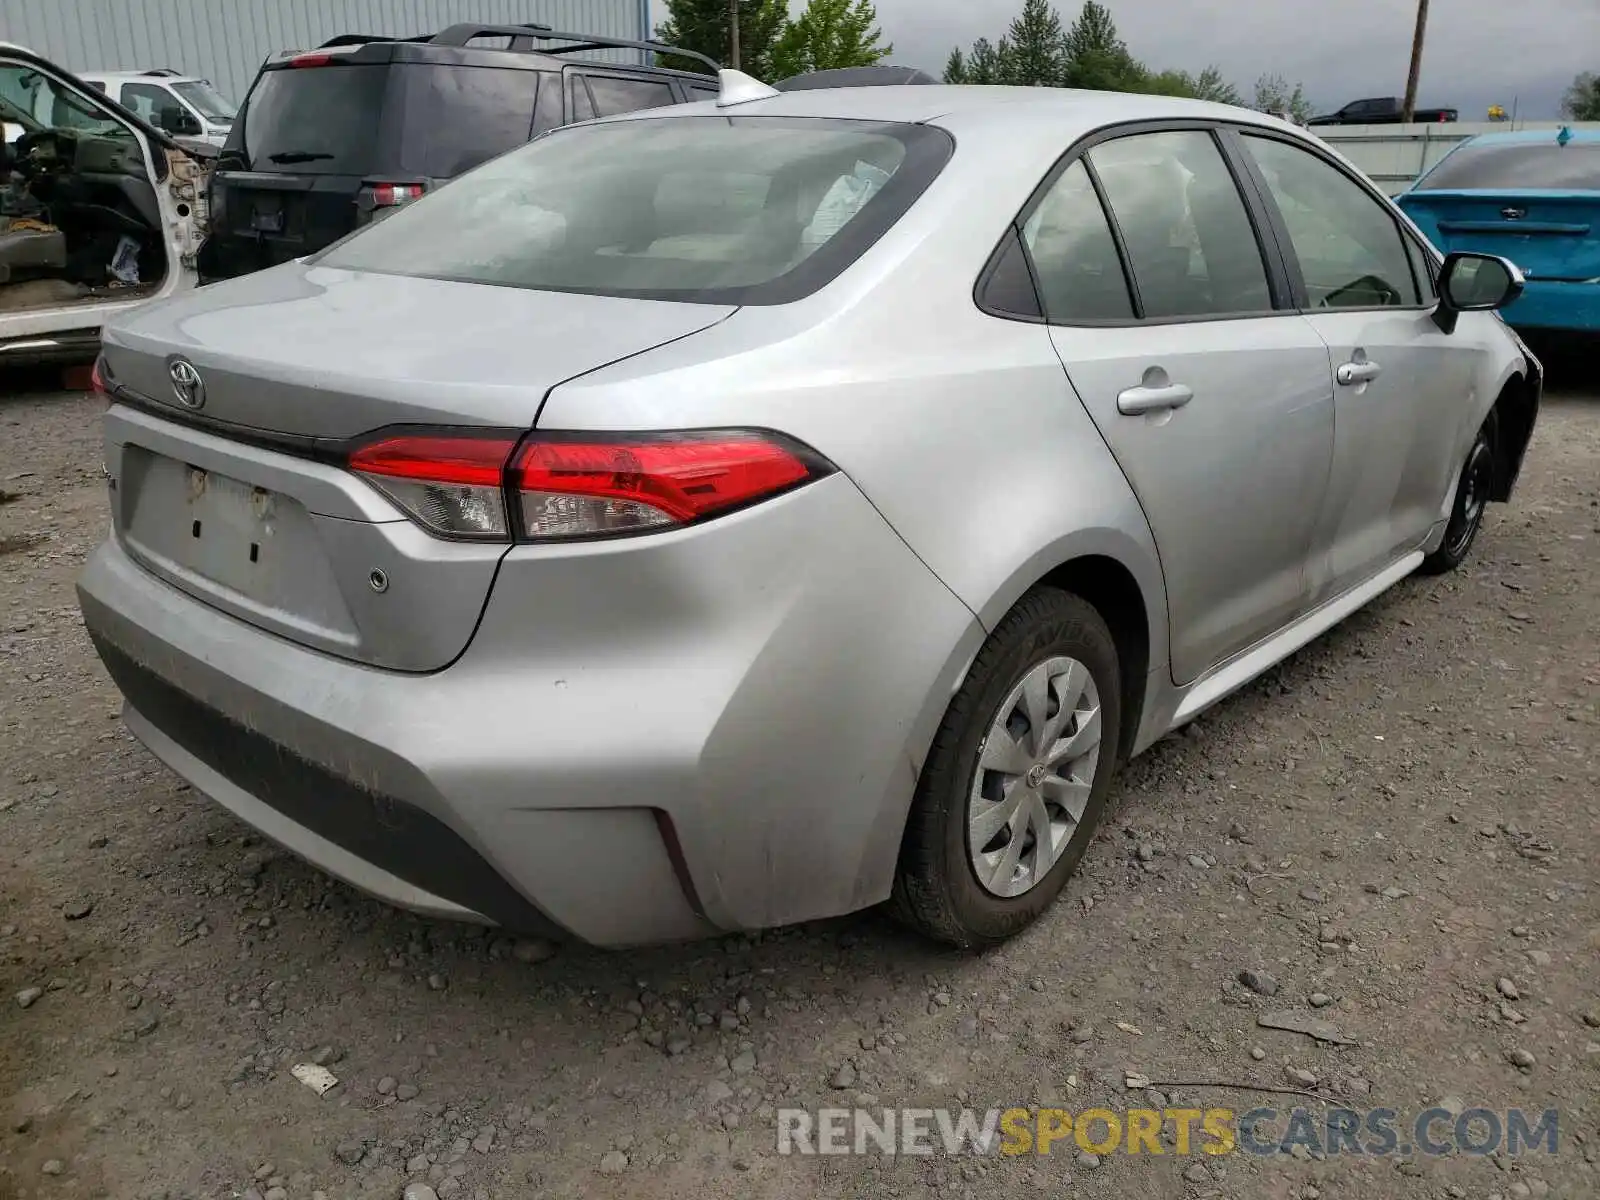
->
[1562,72,1600,121]
[771,0,892,80]
[1253,73,1314,123]
[655,0,788,79]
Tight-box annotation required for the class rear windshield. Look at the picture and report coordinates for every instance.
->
[241,64,386,174]
[315,116,953,304]
[390,64,548,177]
[1418,143,1600,191]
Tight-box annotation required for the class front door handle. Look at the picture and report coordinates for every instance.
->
[1336,360,1382,386]
[1117,382,1195,415]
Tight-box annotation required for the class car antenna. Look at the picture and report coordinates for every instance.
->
[717,69,779,108]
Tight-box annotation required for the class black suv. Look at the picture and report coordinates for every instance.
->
[202,24,719,281]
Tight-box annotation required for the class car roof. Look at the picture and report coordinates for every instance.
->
[79,71,205,83]
[1461,127,1600,147]
[608,83,1296,138]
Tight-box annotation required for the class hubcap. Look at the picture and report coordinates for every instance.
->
[968,656,1103,899]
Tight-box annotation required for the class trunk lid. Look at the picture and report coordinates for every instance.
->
[100,262,736,437]
[1401,190,1600,283]
[99,265,735,670]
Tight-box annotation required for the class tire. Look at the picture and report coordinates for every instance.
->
[890,588,1123,949]
[1421,414,1497,576]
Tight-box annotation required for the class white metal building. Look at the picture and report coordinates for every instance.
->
[0,0,651,104]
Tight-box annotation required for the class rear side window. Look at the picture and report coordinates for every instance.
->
[688,84,718,102]
[1021,159,1133,322]
[394,65,543,176]
[316,116,953,305]
[583,74,676,118]
[570,77,596,122]
[1417,143,1600,191]
[1243,134,1421,308]
[121,82,173,125]
[1088,130,1272,319]
[242,65,386,174]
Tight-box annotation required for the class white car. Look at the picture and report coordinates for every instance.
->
[0,44,208,363]
[77,69,237,148]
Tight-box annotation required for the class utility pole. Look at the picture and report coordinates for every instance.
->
[729,0,741,70]
[1402,0,1430,123]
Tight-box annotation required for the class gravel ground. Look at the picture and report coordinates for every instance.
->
[1,367,1596,1200]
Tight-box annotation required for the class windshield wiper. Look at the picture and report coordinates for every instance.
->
[267,151,334,164]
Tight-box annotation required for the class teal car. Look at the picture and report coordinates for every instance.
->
[1398,127,1599,335]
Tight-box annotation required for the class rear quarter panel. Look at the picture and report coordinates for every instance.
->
[535,109,1171,781]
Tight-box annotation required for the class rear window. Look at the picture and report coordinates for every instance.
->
[391,65,546,177]
[1418,143,1600,191]
[315,116,954,305]
[242,64,386,174]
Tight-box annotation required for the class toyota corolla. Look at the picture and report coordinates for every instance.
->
[77,75,1540,949]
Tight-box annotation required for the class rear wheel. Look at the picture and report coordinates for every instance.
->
[891,588,1122,949]
[1421,416,1496,575]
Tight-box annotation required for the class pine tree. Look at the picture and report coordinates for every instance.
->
[655,0,788,79]
[1061,1,1143,92]
[771,0,892,80]
[1144,65,1242,104]
[965,38,1005,85]
[1003,0,1068,88]
[944,48,968,84]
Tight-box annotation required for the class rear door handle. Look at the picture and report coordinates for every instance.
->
[1117,382,1194,415]
[1336,360,1382,386]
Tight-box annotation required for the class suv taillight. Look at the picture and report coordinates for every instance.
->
[358,181,427,225]
[371,183,424,208]
[348,430,834,543]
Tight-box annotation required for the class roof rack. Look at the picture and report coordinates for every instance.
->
[429,23,719,73]
[142,67,183,77]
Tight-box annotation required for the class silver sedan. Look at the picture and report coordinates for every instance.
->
[78,77,1539,948]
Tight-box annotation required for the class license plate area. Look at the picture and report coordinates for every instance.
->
[250,204,285,234]
[174,467,277,586]
[117,448,359,644]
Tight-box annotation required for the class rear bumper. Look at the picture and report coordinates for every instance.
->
[78,474,982,946]
[1505,279,1600,334]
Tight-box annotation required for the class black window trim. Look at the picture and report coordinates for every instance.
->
[973,223,1046,322]
[979,118,1296,330]
[1227,124,1439,317]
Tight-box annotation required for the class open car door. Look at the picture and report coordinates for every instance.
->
[0,45,208,363]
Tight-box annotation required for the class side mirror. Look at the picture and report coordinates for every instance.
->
[1432,251,1524,334]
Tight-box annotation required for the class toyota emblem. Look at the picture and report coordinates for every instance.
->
[168,358,205,410]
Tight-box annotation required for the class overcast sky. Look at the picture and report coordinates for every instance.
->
[664,0,1598,119]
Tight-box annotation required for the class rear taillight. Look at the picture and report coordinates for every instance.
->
[370,183,424,208]
[348,433,519,540]
[90,355,110,400]
[510,433,827,539]
[346,429,832,542]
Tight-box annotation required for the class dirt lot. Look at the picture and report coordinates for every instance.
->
[1,370,1596,1200]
